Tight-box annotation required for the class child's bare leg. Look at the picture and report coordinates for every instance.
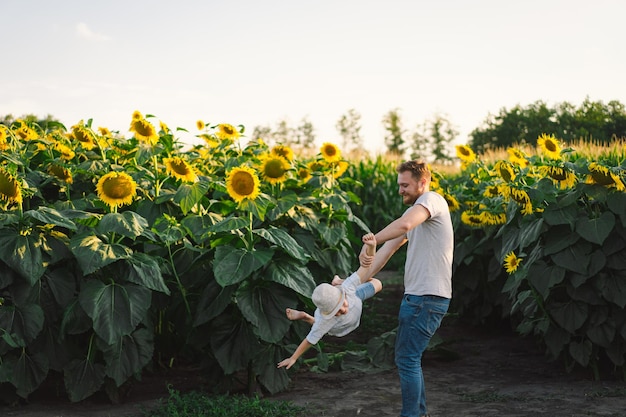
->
[286,308,315,325]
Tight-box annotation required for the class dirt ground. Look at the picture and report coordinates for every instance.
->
[2,278,626,417]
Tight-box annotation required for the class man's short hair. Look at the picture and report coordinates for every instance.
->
[397,160,431,181]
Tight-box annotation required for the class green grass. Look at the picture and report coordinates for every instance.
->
[141,387,306,417]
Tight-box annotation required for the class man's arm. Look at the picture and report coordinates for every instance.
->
[374,204,431,244]
[359,235,406,281]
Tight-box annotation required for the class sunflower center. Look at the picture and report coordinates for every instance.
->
[232,171,255,196]
[548,167,567,181]
[264,159,286,178]
[172,160,191,175]
[0,175,19,198]
[545,139,558,152]
[102,176,135,198]
[133,120,154,137]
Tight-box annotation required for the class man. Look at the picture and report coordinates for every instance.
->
[360,160,453,417]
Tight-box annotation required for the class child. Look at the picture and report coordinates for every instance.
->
[277,233,382,369]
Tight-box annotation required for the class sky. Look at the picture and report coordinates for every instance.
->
[2,0,625,154]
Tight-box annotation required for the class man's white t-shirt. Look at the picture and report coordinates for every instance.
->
[403,191,454,298]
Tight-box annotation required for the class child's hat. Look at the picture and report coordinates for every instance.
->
[312,283,345,317]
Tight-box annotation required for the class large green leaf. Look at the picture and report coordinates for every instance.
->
[253,344,291,394]
[518,217,544,251]
[69,234,133,275]
[543,226,580,255]
[97,211,149,239]
[124,252,170,294]
[24,206,77,230]
[0,304,44,347]
[543,324,570,359]
[99,328,154,387]
[575,211,615,245]
[193,280,236,326]
[253,226,309,262]
[601,271,626,308]
[549,301,588,333]
[60,299,93,336]
[13,350,49,398]
[237,282,293,343]
[607,191,626,225]
[586,316,615,348]
[550,242,591,273]
[175,181,210,215]
[266,259,315,297]
[210,314,260,374]
[63,358,106,402]
[239,193,273,221]
[542,203,578,227]
[45,268,78,308]
[213,246,273,287]
[78,281,151,345]
[208,215,249,233]
[527,261,565,299]
[0,233,45,284]
[569,339,592,367]
[318,222,346,246]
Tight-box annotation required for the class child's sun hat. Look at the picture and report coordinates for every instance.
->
[312,283,345,317]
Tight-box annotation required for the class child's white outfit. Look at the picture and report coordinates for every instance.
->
[306,272,372,344]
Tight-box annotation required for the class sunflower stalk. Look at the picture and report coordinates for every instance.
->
[167,243,191,316]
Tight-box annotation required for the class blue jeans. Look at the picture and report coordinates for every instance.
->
[396,294,449,417]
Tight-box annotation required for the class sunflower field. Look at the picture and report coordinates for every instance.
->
[0,114,625,404]
[0,114,368,402]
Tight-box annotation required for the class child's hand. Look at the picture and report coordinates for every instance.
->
[277,357,296,369]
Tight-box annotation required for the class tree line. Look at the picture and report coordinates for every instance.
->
[4,97,626,162]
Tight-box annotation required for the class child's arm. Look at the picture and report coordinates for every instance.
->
[277,338,312,369]
[355,233,376,284]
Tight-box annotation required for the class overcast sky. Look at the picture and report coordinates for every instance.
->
[2,0,625,153]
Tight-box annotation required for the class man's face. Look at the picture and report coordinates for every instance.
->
[397,171,425,206]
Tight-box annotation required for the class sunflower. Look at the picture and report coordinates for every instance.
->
[215,124,240,141]
[483,211,506,226]
[159,121,170,133]
[132,110,143,120]
[320,142,341,163]
[96,172,137,210]
[260,154,290,185]
[130,117,159,145]
[164,157,198,182]
[297,166,312,183]
[443,193,460,212]
[200,134,219,148]
[455,145,476,163]
[307,160,326,172]
[494,161,515,183]
[226,166,260,203]
[539,165,577,189]
[0,126,9,151]
[0,168,22,205]
[71,122,96,150]
[271,145,294,162]
[98,126,112,136]
[503,251,522,274]
[14,120,38,141]
[329,160,349,178]
[196,120,205,130]
[48,165,73,184]
[586,162,625,191]
[483,184,502,198]
[54,142,75,160]
[507,147,528,168]
[507,187,533,215]
[537,134,562,160]
[460,211,485,227]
